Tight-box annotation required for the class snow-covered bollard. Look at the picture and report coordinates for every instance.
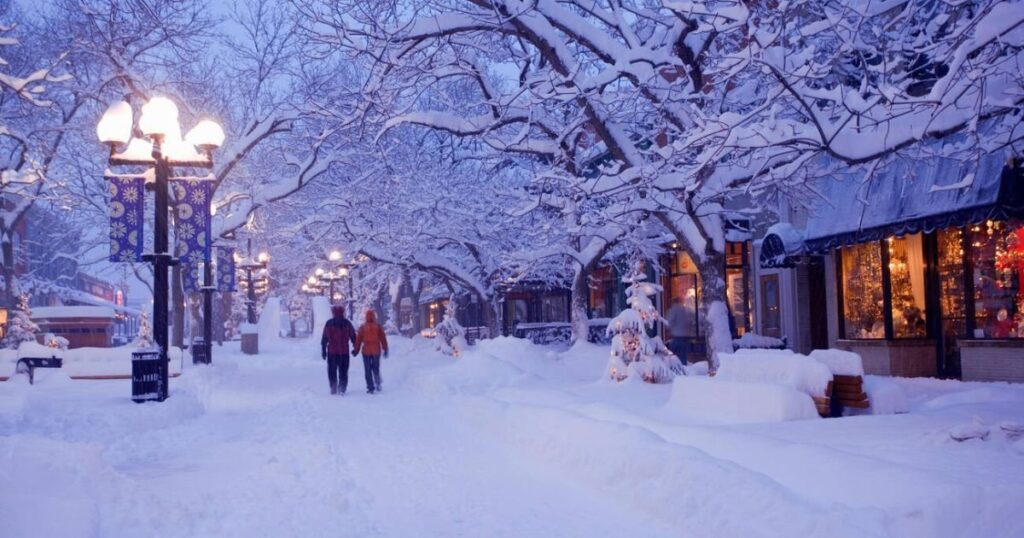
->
[606,266,684,383]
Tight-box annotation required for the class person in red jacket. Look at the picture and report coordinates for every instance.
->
[355,310,389,394]
[321,305,357,395]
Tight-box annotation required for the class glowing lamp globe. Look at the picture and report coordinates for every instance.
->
[315,268,325,277]
[338,267,349,277]
[185,119,225,149]
[257,252,270,263]
[139,97,180,138]
[96,101,133,145]
[307,276,318,285]
[329,250,342,262]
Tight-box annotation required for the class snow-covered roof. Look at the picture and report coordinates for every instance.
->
[31,306,117,320]
[62,289,142,316]
[803,149,1019,252]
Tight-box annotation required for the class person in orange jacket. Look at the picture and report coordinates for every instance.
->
[355,310,389,394]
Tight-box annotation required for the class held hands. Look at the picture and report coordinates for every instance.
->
[321,351,326,361]
[384,350,389,359]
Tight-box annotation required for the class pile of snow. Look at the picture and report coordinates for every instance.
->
[809,349,865,376]
[716,349,832,397]
[862,376,909,415]
[667,376,819,424]
[257,297,282,343]
[311,296,331,331]
[732,332,785,349]
[0,341,183,379]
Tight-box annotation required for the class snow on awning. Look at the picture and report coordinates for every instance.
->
[803,151,1022,253]
[759,223,806,268]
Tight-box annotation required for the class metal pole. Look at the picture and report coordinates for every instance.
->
[348,272,354,317]
[330,279,336,303]
[152,142,171,401]
[202,261,213,364]
[246,268,257,324]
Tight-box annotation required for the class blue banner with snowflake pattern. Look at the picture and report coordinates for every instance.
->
[172,179,212,292]
[216,246,236,292]
[108,176,144,262]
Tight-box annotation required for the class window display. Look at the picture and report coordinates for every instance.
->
[887,235,927,338]
[971,220,1024,338]
[588,266,615,318]
[841,242,885,338]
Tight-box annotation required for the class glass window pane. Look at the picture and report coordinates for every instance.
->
[970,220,1024,338]
[726,267,747,335]
[842,243,885,338]
[541,294,568,322]
[887,234,928,338]
[760,274,781,338]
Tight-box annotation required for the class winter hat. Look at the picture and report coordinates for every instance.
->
[365,310,376,323]
[331,305,345,318]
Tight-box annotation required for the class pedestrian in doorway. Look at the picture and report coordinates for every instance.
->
[666,296,692,364]
[321,305,357,395]
[355,310,389,394]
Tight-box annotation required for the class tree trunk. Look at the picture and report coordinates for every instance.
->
[1,238,15,310]
[479,293,499,339]
[697,251,731,372]
[409,281,422,335]
[569,267,590,345]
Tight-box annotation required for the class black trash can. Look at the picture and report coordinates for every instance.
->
[191,338,208,365]
[132,348,167,403]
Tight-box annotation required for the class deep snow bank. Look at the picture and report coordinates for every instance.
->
[666,376,820,424]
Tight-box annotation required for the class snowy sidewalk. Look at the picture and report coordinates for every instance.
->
[1,337,1023,537]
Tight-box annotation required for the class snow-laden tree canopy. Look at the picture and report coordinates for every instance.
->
[290,0,1024,355]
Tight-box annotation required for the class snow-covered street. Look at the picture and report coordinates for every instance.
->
[3,337,1023,538]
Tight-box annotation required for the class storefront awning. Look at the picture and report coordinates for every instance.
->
[803,152,1022,253]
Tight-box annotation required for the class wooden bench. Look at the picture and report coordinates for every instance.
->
[15,356,63,385]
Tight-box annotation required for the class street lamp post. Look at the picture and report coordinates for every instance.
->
[197,259,214,364]
[98,97,224,401]
[326,250,355,315]
[237,238,269,324]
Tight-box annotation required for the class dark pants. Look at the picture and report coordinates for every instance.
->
[669,337,690,363]
[327,354,350,393]
[363,354,381,392]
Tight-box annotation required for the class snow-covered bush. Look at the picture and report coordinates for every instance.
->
[3,295,39,348]
[43,333,69,350]
[435,298,467,357]
[134,312,154,348]
[606,267,683,383]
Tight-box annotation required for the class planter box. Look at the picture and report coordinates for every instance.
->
[835,339,936,377]
[241,333,259,355]
[959,339,1024,383]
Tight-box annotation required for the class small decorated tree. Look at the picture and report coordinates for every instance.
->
[606,265,684,383]
[3,294,39,348]
[435,297,467,357]
[135,312,155,348]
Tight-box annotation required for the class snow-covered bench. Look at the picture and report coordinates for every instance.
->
[809,349,870,412]
[15,356,63,384]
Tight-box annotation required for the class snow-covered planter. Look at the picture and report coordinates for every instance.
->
[717,350,833,399]
[606,268,684,383]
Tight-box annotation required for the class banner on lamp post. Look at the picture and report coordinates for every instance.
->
[216,246,236,292]
[107,176,145,262]
[172,179,212,293]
